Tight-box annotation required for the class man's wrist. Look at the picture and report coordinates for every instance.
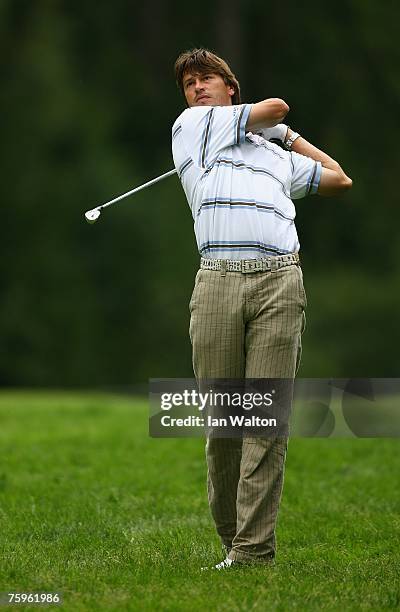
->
[283,128,301,151]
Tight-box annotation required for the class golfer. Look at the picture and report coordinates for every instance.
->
[172,48,352,569]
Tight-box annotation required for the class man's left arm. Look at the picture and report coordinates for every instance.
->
[262,125,353,196]
[286,128,353,196]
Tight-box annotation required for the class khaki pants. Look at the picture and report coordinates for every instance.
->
[189,262,306,563]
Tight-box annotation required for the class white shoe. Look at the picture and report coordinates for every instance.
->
[214,557,235,570]
[201,557,235,571]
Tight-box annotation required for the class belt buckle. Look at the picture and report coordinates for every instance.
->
[242,259,260,273]
[270,257,279,273]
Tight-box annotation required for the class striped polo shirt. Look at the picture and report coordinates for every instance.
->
[171,103,321,259]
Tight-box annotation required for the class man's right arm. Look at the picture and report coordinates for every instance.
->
[245,98,290,131]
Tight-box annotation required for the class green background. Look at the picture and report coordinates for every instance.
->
[1,0,399,386]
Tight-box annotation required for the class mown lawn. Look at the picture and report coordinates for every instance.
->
[0,391,399,611]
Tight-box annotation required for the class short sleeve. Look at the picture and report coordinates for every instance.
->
[180,104,252,169]
[290,151,322,199]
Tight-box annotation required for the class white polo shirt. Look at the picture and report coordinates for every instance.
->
[172,103,321,260]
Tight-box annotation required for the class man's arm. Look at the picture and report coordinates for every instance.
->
[245,99,290,131]
[287,128,352,196]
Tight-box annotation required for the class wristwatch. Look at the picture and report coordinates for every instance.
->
[284,130,301,151]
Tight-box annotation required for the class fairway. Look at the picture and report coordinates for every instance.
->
[0,391,399,611]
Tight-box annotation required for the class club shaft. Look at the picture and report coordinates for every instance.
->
[99,168,177,211]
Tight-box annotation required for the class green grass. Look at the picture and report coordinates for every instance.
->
[0,391,399,611]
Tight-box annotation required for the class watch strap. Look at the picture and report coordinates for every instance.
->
[284,131,301,150]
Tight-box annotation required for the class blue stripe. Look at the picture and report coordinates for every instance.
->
[199,240,292,255]
[200,247,289,257]
[239,105,252,143]
[204,109,215,168]
[202,196,269,203]
[198,203,294,221]
[233,108,238,144]
[200,240,291,247]
[172,124,182,139]
[198,113,209,167]
[202,158,291,197]
[235,106,245,144]
[200,247,283,256]
[200,109,214,168]
[310,161,322,195]
[306,162,318,195]
[199,197,294,220]
[178,158,193,178]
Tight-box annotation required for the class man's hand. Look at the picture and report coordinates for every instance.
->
[258,124,288,142]
[245,99,289,132]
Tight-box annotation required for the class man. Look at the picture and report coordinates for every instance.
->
[172,48,352,570]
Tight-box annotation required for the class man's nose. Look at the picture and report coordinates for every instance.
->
[194,79,204,90]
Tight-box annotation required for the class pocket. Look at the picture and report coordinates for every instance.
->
[194,269,203,287]
[189,270,203,313]
[296,265,307,309]
[301,309,306,334]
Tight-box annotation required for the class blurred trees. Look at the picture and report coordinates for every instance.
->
[0,0,399,386]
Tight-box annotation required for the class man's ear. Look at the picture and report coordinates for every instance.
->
[228,86,235,98]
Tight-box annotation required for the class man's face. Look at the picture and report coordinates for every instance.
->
[183,72,235,107]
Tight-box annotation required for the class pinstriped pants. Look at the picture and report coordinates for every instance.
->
[189,261,306,563]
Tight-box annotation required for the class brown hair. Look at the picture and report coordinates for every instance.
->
[174,48,241,105]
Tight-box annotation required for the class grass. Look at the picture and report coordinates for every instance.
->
[0,391,399,611]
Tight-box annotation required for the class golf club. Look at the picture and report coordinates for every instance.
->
[84,168,177,224]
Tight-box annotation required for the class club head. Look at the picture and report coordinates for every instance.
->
[85,209,101,224]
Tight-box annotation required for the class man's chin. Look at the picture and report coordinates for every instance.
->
[197,98,212,105]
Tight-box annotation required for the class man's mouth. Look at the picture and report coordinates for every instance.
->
[196,95,210,102]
